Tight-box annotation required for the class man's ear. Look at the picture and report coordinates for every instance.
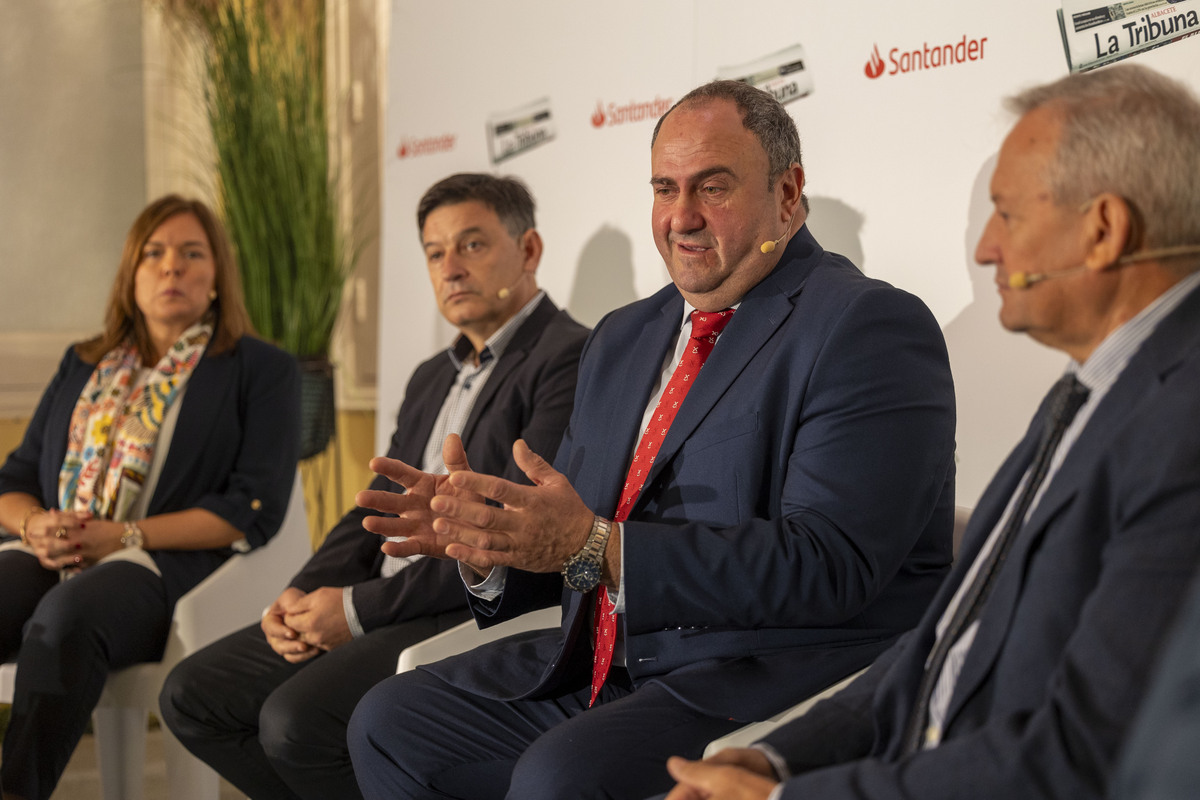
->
[1082,193,1137,273]
[777,162,806,226]
[520,228,544,273]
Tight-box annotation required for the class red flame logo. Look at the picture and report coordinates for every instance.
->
[591,102,606,128]
[864,45,885,79]
[397,141,409,158]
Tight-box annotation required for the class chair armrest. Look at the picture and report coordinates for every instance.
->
[397,605,561,673]
[702,668,866,757]
[168,473,311,657]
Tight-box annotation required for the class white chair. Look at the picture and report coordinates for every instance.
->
[703,668,865,756]
[396,605,561,673]
[0,473,311,800]
[703,504,974,755]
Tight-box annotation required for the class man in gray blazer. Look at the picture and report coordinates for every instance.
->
[158,173,588,800]
[661,63,1200,800]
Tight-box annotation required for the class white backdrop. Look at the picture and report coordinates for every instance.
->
[380,0,1200,506]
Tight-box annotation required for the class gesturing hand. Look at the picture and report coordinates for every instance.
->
[356,434,484,560]
[428,438,597,577]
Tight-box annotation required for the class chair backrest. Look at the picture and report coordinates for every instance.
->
[165,473,311,659]
[0,660,14,704]
[0,474,310,713]
[952,505,973,558]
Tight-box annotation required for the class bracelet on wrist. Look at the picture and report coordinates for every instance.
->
[19,507,47,546]
[121,520,146,549]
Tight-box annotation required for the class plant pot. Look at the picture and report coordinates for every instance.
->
[298,358,336,460]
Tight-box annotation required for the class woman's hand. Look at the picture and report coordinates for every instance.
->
[25,509,92,571]
[25,511,127,571]
[71,519,126,568]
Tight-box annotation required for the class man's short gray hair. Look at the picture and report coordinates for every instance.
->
[1007,64,1200,259]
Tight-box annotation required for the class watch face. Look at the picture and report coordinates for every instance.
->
[564,558,601,593]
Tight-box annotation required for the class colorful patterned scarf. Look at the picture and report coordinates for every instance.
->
[58,323,212,521]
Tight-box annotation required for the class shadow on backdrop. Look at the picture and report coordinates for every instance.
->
[942,154,1068,507]
[568,225,639,327]
[807,196,866,273]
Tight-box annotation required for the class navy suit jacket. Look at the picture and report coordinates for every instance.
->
[764,283,1200,799]
[428,227,957,722]
[0,336,301,607]
[1112,569,1200,799]
[288,295,589,633]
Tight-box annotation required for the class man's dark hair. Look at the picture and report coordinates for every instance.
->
[652,80,806,208]
[417,173,537,239]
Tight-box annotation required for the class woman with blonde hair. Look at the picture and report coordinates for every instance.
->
[0,195,301,800]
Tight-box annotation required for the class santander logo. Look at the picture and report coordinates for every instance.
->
[396,134,456,159]
[864,35,988,79]
[864,45,885,79]
[591,96,673,129]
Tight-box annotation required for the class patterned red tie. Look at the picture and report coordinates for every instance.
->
[590,308,735,704]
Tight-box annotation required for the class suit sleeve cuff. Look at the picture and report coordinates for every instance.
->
[751,742,791,782]
[461,562,507,601]
[611,521,626,613]
[343,585,366,639]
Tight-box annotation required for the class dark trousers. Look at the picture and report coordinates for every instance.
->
[347,666,744,800]
[159,608,471,800]
[0,551,170,800]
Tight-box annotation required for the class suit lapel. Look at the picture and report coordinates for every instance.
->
[599,294,684,514]
[460,297,557,442]
[646,283,794,484]
[150,350,235,513]
[632,228,820,511]
[945,285,1200,724]
[915,421,1043,638]
[404,359,458,468]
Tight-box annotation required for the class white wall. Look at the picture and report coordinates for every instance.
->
[380,0,1200,506]
[0,0,147,414]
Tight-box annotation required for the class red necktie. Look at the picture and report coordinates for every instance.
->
[590,308,735,704]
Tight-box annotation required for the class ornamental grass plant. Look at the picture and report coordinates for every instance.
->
[166,0,353,359]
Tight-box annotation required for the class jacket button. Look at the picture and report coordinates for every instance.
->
[251,499,262,510]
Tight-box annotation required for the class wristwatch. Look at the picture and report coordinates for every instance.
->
[561,516,613,593]
[121,521,146,549]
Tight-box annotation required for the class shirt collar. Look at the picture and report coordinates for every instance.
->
[447,290,545,370]
[1073,269,1200,394]
[678,300,743,331]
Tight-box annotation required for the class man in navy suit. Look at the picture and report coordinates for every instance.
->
[661,64,1200,800]
[158,174,588,800]
[348,80,956,799]
[1113,570,1200,800]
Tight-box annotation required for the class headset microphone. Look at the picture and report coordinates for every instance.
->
[760,222,790,254]
[1007,266,1087,290]
[761,210,801,254]
[497,274,526,300]
[1007,244,1200,290]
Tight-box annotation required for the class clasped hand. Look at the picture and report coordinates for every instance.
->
[24,510,125,572]
[357,434,596,577]
[261,586,351,663]
[662,748,780,800]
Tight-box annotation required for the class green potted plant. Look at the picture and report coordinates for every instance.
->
[166,0,354,458]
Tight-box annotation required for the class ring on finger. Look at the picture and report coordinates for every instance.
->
[55,527,68,539]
